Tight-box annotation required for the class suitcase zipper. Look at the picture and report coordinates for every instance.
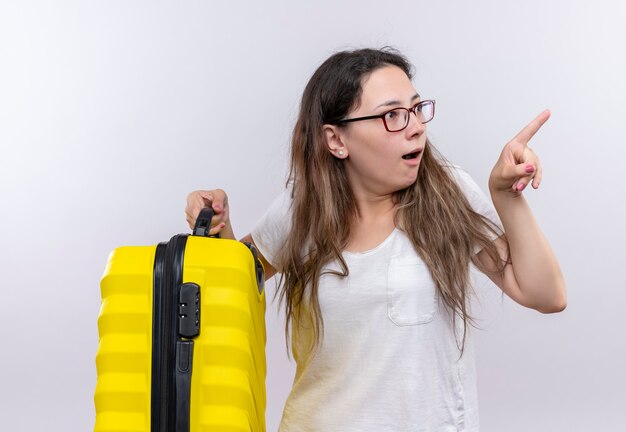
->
[175,282,200,432]
[152,234,188,432]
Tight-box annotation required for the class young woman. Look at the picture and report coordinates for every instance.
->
[185,48,565,431]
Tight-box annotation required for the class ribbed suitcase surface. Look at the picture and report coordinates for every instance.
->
[95,235,266,432]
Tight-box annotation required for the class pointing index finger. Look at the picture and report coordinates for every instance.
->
[513,109,551,144]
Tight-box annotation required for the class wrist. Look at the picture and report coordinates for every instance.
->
[220,220,236,240]
[490,183,526,206]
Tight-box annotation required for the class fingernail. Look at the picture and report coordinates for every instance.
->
[525,164,535,173]
[219,222,226,228]
[517,183,526,191]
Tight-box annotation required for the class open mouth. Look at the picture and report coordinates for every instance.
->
[402,150,421,160]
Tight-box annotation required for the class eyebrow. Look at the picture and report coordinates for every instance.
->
[374,93,421,110]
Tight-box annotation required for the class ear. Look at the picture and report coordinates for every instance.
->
[322,124,348,159]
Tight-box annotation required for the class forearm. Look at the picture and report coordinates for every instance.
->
[491,191,566,312]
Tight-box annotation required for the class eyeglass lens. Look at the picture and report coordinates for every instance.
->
[384,101,434,131]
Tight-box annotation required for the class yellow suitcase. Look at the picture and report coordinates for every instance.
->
[95,209,266,432]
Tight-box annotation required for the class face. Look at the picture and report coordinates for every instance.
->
[326,65,427,198]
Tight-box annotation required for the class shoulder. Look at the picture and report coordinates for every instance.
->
[444,164,490,201]
[266,182,294,215]
[255,183,294,231]
[447,164,503,230]
[250,183,294,270]
[444,164,478,188]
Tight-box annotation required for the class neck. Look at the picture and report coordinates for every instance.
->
[352,191,396,224]
[343,189,397,253]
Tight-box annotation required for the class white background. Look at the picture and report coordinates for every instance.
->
[1,1,624,431]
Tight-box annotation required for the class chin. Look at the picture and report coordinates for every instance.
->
[396,175,419,192]
[404,167,420,187]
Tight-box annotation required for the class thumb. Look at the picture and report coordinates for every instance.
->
[211,198,224,214]
[499,161,535,182]
[206,189,227,214]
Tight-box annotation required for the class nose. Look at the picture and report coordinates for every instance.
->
[405,109,426,137]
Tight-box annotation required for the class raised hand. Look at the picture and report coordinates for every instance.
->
[489,110,551,195]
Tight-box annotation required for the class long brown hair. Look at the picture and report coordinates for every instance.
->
[276,47,506,354]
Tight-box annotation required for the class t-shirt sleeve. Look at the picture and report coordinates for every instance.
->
[250,186,293,272]
[449,165,504,248]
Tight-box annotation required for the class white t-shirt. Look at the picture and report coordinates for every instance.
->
[252,166,502,432]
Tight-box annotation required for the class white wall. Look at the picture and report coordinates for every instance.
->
[1,1,624,431]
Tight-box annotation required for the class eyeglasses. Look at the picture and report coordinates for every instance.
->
[337,99,435,132]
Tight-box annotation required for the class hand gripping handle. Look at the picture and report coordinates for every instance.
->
[192,207,220,238]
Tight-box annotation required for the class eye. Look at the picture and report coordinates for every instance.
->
[384,109,399,120]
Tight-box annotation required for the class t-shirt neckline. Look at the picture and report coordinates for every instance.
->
[342,228,398,258]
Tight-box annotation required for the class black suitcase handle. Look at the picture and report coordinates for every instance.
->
[192,208,220,238]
